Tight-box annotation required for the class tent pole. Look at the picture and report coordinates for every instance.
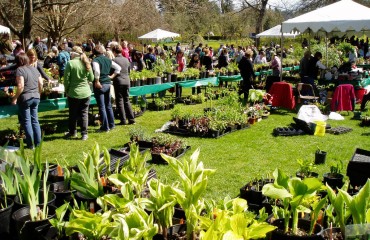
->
[308,28,311,51]
[280,23,283,82]
[326,32,328,67]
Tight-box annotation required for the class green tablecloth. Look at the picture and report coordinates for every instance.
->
[0,97,97,119]
[318,78,370,88]
[218,75,242,82]
[178,77,218,87]
[356,64,370,69]
[129,82,175,96]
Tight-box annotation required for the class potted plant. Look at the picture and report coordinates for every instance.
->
[240,177,268,206]
[315,147,327,165]
[161,148,216,240]
[0,196,14,237]
[0,163,17,199]
[262,168,324,239]
[108,143,152,199]
[48,162,75,207]
[64,208,118,239]
[208,118,227,138]
[70,143,105,212]
[12,161,57,240]
[323,159,344,190]
[198,198,276,239]
[13,145,56,211]
[296,158,319,179]
[146,178,178,239]
[154,97,167,111]
[321,181,351,240]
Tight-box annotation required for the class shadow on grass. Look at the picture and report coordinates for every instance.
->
[361,132,370,136]
[269,108,295,116]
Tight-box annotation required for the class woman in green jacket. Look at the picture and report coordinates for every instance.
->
[64,46,94,140]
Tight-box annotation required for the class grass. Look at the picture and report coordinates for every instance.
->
[1,87,370,201]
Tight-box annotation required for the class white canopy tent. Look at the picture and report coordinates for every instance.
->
[282,0,370,36]
[138,28,180,42]
[256,25,299,38]
[0,25,10,34]
[279,0,370,73]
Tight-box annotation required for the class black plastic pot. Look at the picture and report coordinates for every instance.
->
[12,205,56,240]
[315,151,327,165]
[48,168,65,183]
[0,197,14,238]
[171,74,177,82]
[74,192,100,213]
[240,182,265,205]
[13,192,56,212]
[270,218,323,240]
[49,181,76,207]
[323,173,344,190]
[167,223,187,240]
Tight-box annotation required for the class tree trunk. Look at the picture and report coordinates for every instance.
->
[255,0,268,48]
[21,0,33,48]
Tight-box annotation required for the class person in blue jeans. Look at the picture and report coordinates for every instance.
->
[11,53,43,149]
[92,44,121,132]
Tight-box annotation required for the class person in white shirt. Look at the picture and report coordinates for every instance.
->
[235,46,244,63]
[254,51,267,64]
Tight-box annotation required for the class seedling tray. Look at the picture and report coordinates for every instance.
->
[273,127,305,136]
[151,146,191,164]
[99,149,129,176]
[327,126,353,135]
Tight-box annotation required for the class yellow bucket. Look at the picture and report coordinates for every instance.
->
[314,121,326,136]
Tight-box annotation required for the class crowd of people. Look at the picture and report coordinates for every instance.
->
[3,32,369,148]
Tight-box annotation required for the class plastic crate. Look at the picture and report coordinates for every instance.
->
[347,148,370,187]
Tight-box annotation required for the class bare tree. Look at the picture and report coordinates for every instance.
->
[33,0,100,44]
[0,0,81,46]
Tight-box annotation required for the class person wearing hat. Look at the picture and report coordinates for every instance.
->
[64,46,94,140]
[270,51,281,77]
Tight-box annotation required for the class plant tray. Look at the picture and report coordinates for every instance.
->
[326,126,353,135]
[163,127,238,138]
[347,148,370,187]
[99,149,130,176]
[273,127,305,136]
[151,146,191,164]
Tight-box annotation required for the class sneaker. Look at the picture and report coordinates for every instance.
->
[128,120,136,125]
[64,132,77,138]
[81,135,88,141]
[96,128,110,133]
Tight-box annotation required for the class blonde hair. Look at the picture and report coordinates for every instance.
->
[245,49,253,58]
[72,46,91,71]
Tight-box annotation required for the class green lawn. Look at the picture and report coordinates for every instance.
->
[1,91,370,201]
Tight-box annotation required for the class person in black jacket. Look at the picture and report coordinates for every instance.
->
[111,45,135,125]
[238,49,255,102]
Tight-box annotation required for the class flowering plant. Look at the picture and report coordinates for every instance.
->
[263,93,273,105]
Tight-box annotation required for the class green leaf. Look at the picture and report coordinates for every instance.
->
[262,183,292,200]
